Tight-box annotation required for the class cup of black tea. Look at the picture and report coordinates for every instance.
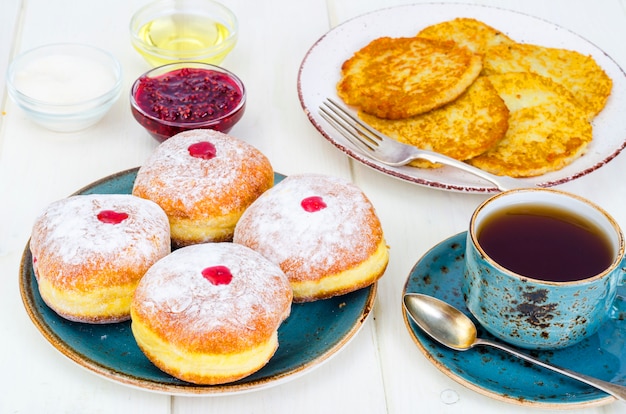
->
[463,188,626,350]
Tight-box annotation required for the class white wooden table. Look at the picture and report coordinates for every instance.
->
[1,0,626,413]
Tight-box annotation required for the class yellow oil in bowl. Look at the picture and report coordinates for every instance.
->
[130,0,238,67]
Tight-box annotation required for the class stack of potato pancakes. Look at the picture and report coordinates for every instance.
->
[336,18,612,177]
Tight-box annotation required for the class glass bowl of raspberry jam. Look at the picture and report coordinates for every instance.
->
[130,62,246,142]
[129,0,238,67]
[6,43,123,132]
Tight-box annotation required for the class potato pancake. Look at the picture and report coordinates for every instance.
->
[358,76,509,168]
[483,43,612,119]
[468,73,592,177]
[417,17,515,55]
[337,36,482,119]
[335,18,611,179]
[484,71,578,112]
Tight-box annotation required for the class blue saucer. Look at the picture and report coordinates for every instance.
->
[20,168,376,395]
[402,232,626,408]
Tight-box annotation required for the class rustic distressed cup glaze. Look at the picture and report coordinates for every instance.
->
[463,188,626,350]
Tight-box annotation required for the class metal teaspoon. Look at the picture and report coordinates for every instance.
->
[403,293,626,402]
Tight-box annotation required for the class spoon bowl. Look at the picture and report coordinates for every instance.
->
[403,293,626,402]
[402,292,476,351]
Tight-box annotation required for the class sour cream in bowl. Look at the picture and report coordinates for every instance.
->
[6,43,123,132]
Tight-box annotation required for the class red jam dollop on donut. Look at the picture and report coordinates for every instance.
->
[202,265,233,285]
[134,68,243,124]
[188,141,217,159]
[97,210,129,224]
[301,196,327,212]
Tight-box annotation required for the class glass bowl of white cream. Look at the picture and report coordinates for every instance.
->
[6,43,123,132]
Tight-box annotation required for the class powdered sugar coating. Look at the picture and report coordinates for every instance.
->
[30,194,171,288]
[233,174,384,282]
[131,243,292,353]
[132,130,273,217]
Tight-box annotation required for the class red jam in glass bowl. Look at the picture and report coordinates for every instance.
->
[130,62,245,142]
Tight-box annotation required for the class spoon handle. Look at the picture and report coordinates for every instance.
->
[475,338,626,401]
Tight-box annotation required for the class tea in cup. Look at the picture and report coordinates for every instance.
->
[463,188,626,349]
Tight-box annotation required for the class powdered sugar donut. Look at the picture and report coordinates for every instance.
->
[233,174,389,302]
[30,194,171,323]
[130,242,292,385]
[132,129,274,247]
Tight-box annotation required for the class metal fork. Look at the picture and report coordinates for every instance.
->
[319,98,529,191]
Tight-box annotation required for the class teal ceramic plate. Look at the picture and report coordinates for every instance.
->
[402,232,626,408]
[19,168,376,395]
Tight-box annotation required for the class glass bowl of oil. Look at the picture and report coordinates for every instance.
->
[130,0,238,67]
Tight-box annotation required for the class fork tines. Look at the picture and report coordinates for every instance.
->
[318,98,381,151]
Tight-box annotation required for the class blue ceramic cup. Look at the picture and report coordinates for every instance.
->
[463,188,626,350]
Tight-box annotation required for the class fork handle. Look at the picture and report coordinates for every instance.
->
[407,149,528,191]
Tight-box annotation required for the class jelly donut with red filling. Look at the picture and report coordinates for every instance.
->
[29,194,171,323]
[130,242,292,385]
[233,173,389,302]
[132,129,274,247]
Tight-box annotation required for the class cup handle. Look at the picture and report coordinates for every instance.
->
[608,264,626,320]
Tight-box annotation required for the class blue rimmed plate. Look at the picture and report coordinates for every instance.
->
[402,232,626,408]
[19,168,376,395]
